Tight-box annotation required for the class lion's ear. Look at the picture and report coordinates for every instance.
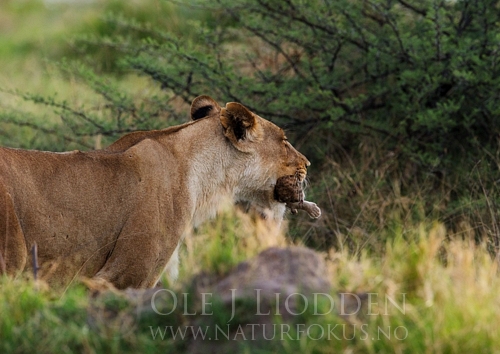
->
[190,95,221,120]
[220,102,263,150]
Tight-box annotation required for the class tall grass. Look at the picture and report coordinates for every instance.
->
[291,134,500,259]
[180,211,500,353]
[1,210,500,353]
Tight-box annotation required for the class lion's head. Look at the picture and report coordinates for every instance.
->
[190,95,311,220]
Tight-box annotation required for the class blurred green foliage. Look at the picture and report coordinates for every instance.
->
[2,217,500,353]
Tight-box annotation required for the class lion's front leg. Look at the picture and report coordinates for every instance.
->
[93,220,178,289]
[93,244,165,289]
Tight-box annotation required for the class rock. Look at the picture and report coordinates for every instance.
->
[193,246,331,310]
[88,247,365,353]
[186,247,332,353]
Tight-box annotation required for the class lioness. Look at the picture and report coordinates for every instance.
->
[0,95,319,289]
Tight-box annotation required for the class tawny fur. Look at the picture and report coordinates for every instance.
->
[0,96,319,289]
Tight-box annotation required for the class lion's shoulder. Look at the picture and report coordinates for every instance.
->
[105,131,163,153]
[105,121,201,153]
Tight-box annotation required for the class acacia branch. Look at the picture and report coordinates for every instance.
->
[397,0,427,16]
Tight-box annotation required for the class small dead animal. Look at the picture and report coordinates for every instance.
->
[274,174,321,218]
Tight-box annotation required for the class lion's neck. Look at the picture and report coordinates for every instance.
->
[161,118,248,227]
[188,146,245,227]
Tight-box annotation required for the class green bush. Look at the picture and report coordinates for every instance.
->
[72,0,500,167]
[9,0,500,170]
[3,0,500,248]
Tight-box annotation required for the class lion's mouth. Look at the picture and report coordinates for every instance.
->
[295,169,307,183]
